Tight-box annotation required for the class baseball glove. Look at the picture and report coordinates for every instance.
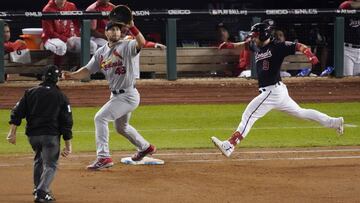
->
[109,5,133,25]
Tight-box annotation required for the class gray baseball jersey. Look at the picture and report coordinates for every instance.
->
[84,39,151,159]
[85,39,139,90]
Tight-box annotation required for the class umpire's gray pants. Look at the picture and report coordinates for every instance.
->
[28,135,60,193]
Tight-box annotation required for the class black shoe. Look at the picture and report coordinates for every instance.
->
[34,189,56,202]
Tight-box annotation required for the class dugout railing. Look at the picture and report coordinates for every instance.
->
[0,9,359,82]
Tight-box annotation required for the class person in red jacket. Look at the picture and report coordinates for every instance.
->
[4,22,27,53]
[86,0,115,48]
[3,22,28,81]
[42,0,97,56]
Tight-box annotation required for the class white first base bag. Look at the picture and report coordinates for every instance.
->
[9,49,31,64]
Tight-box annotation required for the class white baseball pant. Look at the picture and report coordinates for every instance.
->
[44,37,97,56]
[343,45,360,76]
[236,82,341,138]
[91,37,108,49]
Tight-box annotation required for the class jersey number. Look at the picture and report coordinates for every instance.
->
[115,67,126,75]
[262,60,269,70]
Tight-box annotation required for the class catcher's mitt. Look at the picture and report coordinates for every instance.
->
[109,5,133,25]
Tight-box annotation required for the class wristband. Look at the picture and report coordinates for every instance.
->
[129,26,140,36]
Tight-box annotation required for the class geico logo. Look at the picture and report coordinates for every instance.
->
[0,12,7,17]
[266,10,288,15]
[168,10,191,15]
[25,12,43,17]
[132,10,150,16]
[60,11,83,15]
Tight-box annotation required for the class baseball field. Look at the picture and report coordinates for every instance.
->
[0,78,360,202]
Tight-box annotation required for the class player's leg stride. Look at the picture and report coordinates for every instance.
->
[212,116,344,158]
[86,157,114,170]
[131,144,157,161]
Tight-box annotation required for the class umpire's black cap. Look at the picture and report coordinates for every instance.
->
[44,65,60,83]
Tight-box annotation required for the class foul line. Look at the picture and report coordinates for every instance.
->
[2,148,360,159]
[1,148,360,167]
[57,148,360,158]
[1,155,360,167]
[171,155,360,163]
[1,124,357,135]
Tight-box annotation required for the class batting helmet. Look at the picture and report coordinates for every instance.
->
[262,19,276,28]
[249,23,272,42]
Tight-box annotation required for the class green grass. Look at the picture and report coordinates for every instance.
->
[0,102,359,154]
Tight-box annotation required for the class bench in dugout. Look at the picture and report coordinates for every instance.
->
[140,47,311,76]
[4,49,311,78]
[4,50,80,79]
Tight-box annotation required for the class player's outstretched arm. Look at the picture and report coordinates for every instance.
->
[218,41,248,51]
[296,43,319,65]
[144,41,166,50]
[62,67,90,80]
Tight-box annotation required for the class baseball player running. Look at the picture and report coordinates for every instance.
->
[212,23,344,157]
[62,20,156,170]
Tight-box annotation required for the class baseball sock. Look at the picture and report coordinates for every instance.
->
[228,131,243,146]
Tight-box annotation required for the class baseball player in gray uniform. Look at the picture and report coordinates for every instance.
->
[62,20,156,170]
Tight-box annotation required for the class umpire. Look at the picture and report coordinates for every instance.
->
[7,65,73,203]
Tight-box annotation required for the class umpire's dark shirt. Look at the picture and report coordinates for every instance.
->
[250,39,296,88]
[9,82,73,140]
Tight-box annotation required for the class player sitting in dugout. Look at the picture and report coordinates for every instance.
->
[3,22,28,81]
[41,0,97,56]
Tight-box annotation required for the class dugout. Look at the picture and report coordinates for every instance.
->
[0,8,358,82]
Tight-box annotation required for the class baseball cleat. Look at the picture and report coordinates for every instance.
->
[211,136,234,158]
[131,144,156,161]
[86,157,114,170]
[336,117,344,136]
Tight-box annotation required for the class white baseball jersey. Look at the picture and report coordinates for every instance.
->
[85,39,139,90]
